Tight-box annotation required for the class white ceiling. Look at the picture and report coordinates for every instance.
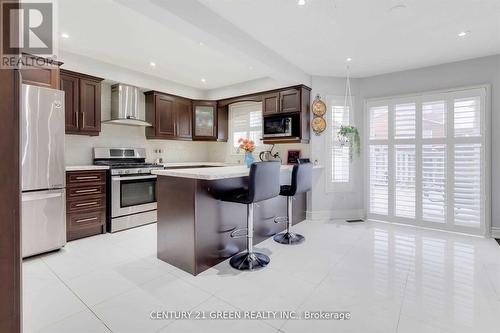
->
[200,0,500,77]
[57,0,267,89]
[58,0,500,89]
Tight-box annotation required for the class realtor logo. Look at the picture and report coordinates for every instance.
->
[1,1,54,68]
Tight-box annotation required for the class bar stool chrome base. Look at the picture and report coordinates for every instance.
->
[273,232,305,245]
[229,251,270,270]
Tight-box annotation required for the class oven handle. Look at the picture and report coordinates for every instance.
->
[112,175,157,181]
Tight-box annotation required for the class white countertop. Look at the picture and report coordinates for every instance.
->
[162,162,229,168]
[65,165,109,171]
[152,164,322,180]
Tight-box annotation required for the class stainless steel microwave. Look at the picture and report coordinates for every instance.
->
[263,116,292,138]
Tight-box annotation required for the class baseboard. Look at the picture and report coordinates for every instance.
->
[491,227,500,239]
[306,209,365,221]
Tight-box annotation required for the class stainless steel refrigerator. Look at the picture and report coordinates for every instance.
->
[21,84,66,258]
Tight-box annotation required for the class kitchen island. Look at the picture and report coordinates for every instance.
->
[152,165,316,275]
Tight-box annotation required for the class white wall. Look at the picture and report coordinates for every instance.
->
[307,55,500,229]
[308,76,365,220]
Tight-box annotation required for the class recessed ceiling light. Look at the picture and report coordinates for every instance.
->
[201,78,206,83]
[297,0,306,6]
[149,62,156,67]
[199,42,204,46]
[346,57,352,62]
[248,66,253,70]
[458,31,470,37]
[61,33,69,39]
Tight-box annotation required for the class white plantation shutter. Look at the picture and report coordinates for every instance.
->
[331,104,349,183]
[454,97,480,137]
[229,102,263,154]
[370,106,388,140]
[327,97,352,191]
[454,144,481,227]
[369,145,388,215]
[367,87,487,235]
[422,101,446,138]
[395,145,416,218]
[332,146,350,182]
[422,145,446,223]
[394,103,416,139]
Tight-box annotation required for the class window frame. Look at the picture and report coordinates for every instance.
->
[227,101,264,156]
[364,85,490,237]
[326,95,355,193]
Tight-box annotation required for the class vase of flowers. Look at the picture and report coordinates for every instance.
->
[238,138,256,168]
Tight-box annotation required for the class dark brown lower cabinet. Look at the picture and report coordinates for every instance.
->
[66,170,107,241]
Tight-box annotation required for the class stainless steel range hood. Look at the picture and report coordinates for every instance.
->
[104,84,152,127]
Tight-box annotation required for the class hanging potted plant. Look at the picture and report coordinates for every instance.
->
[336,63,361,161]
[337,125,360,161]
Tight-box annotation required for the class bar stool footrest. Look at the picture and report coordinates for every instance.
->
[229,251,270,270]
[273,232,305,245]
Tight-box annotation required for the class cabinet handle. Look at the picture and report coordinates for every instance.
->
[75,111,79,128]
[75,216,98,224]
[75,188,98,194]
[75,201,98,207]
[75,176,98,180]
[82,112,85,129]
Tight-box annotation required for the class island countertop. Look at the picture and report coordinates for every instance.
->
[151,164,323,180]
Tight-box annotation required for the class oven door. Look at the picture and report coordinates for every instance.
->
[111,174,157,218]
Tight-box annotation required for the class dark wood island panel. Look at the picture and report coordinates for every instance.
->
[157,175,306,275]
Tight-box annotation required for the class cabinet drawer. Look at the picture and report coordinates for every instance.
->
[68,183,105,198]
[67,171,106,186]
[67,196,105,213]
[68,210,105,229]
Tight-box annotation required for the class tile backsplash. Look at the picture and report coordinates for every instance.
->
[65,124,212,165]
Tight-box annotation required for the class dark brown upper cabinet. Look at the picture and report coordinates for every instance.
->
[155,94,176,138]
[262,93,280,115]
[175,98,192,139]
[60,74,79,133]
[60,69,103,136]
[280,88,301,113]
[20,54,62,90]
[79,79,101,134]
[193,101,217,141]
[262,88,302,115]
[145,91,192,140]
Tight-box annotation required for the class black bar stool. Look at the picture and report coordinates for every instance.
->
[218,162,281,270]
[274,163,312,245]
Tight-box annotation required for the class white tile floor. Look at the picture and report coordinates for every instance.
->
[23,220,500,333]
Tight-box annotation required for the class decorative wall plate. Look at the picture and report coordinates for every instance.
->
[312,95,327,117]
[311,117,326,135]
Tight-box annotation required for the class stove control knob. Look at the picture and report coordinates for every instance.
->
[124,170,130,174]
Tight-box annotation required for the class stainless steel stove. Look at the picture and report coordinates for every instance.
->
[93,148,164,232]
